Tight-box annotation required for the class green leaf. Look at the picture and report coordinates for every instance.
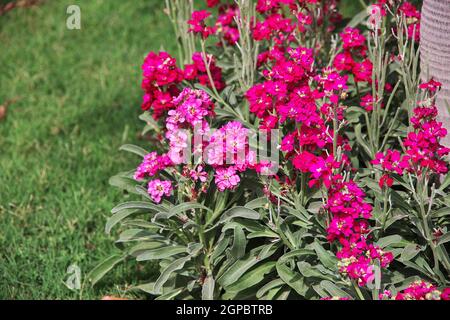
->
[283,206,312,226]
[256,279,285,299]
[133,282,155,294]
[222,219,278,238]
[88,254,126,286]
[297,262,335,281]
[119,144,148,158]
[105,209,140,234]
[400,243,421,262]
[431,207,450,218]
[211,236,231,265]
[154,202,211,220]
[402,260,433,279]
[390,190,412,212]
[136,245,187,261]
[355,124,373,157]
[109,175,140,194]
[187,242,203,255]
[218,243,278,287]
[276,262,307,297]
[139,112,160,133]
[230,225,246,260]
[129,241,166,256]
[383,211,408,230]
[376,235,403,248]
[111,201,164,214]
[278,249,315,263]
[439,173,450,191]
[224,262,276,293]
[320,280,348,298]
[135,185,152,201]
[245,197,268,210]
[218,206,260,224]
[154,288,184,300]
[153,255,192,294]
[437,233,450,246]
[116,228,154,242]
[311,241,338,270]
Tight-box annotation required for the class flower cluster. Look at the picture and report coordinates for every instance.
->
[134,88,214,202]
[141,52,183,119]
[188,10,216,39]
[184,52,225,91]
[111,0,450,301]
[207,121,260,191]
[134,152,172,181]
[245,26,393,286]
[398,1,421,41]
[251,0,341,45]
[139,50,225,121]
[394,281,450,300]
[215,4,240,45]
[373,80,449,185]
[328,177,393,286]
[135,84,264,200]
[166,88,215,164]
[334,27,373,85]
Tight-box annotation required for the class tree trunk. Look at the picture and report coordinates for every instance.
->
[420,0,450,146]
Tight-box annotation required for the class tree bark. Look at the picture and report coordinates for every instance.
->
[420,0,450,146]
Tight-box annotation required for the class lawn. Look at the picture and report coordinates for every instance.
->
[0,0,176,299]
[0,0,362,300]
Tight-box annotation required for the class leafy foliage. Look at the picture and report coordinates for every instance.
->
[93,0,450,300]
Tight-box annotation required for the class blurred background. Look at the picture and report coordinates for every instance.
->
[0,0,360,299]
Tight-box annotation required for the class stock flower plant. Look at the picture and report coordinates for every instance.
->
[90,0,450,300]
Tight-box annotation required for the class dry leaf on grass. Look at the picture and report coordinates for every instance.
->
[0,97,20,121]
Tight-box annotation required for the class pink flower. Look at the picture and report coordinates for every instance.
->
[140,51,183,119]
[171,87,214,128]
[147,179,173,203]
[419,78,442,92]
[190,165,208,183]
[441,288,450,300]
[206,0,220,7]
[214,167,240,191]
[399,2,420,41]
[360,94,375,112]
[134,152,172,180]
[281,133,296,152]
[333,52,354,72]
[340,27,366,51]
[327,216,355,241]
[292,151,316,173]
[379,173,394,189]
[188,10,216,39]
[185,52,225,91]
[215,5,240,45]
[352,59,373,83]
[142,51,183,87]
[395,281,442,300]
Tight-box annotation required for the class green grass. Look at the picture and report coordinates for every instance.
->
[0,0,176,299]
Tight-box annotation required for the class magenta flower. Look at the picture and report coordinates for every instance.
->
[188,10,216,39]
[190,165,208,183]
[214,167,240,191]
[134,152,172,181]
[147,179,173,203]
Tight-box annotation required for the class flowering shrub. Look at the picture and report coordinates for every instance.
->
[90,0,450,300]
